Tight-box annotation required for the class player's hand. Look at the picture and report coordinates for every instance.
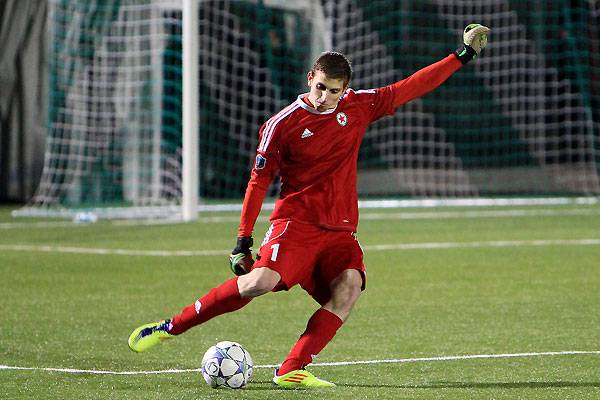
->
[464,23,490,54]
[229,236,254,276]
[454,23,490,64]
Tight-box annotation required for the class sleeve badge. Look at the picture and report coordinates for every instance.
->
[254,154,267,170]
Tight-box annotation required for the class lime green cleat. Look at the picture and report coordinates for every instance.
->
[272,369,335,388]
[128,320,174,353]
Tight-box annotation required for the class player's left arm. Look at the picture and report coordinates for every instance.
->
[386,23,491,110]
[229,165,273,275]
[229,122,281,275]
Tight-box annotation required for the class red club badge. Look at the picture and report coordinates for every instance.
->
[336,112,348,126]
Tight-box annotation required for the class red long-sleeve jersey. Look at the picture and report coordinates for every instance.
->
[238,54,462,236]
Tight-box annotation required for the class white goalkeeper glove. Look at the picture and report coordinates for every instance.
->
[454,23,491,64]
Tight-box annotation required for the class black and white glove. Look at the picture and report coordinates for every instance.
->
[229,236,254,276]
[454,23,491,64]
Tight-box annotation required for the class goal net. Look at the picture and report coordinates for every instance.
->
[17,0,600,219]
[18,0,327,219]
[19,0,188,219]
[328,0,600,197]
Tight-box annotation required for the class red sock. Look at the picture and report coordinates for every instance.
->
[278,308,343,375]
[169,277,251,335]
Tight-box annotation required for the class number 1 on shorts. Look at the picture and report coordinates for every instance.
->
[270,244,280,261]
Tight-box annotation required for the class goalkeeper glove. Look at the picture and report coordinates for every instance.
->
[454,23,490,64]
[229,236,254,276]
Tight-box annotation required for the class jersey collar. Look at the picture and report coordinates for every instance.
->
[295,93,346,115]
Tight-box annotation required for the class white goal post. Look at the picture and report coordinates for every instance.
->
[182,0,199,221]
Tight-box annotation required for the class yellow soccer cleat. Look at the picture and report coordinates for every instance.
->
[128,320,174,353]
[272,369,335,388]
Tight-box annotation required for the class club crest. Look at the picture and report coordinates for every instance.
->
[336,112,348,126]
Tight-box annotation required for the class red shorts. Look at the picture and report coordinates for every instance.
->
[253,219,366,305]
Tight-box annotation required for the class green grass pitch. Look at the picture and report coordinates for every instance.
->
[1,203,599,399]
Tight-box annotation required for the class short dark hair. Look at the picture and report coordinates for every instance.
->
[311,51,352,86]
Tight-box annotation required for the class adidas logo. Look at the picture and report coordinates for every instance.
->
[283,372,308,383]
[301,128,314,138]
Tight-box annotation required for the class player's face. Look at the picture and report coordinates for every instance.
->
[307,70,347,112]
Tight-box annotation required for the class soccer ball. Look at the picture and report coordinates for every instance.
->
[201,341,254,389]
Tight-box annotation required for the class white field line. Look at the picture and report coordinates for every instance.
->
[0,244,225,257]
[0,221,85,229]
[1,350,599,375]
[360,208,600,221]
[1,238,599,257]
[2,208,600,229]
[11,197,598,219]
[365,238,600,252]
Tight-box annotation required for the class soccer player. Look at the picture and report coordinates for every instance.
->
[128,23,491,388]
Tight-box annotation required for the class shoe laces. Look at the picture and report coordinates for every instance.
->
[155,319,172,332]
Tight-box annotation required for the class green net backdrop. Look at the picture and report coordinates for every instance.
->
[22,0,600,217]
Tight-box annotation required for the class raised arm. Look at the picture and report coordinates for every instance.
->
[390,23,490,108]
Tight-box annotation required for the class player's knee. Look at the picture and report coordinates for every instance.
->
[237,267,280,298]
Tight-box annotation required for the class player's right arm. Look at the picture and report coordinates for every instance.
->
[229,124,280,275]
